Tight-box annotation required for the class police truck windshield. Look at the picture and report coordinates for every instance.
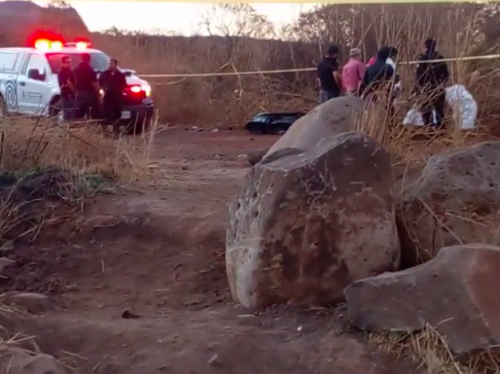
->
[46,52,110,73]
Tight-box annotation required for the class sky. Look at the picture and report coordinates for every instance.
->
[34,1,318,35]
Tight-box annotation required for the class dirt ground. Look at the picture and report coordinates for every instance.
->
[0,128,422,374]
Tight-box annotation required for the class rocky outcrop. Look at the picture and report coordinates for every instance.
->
[345,243,500,354]
[0,1,88,45]
[226,130,400,309]
[1,292,54,314]
[398,141,500,264]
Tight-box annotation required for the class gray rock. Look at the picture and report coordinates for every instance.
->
[226,131,400,309]
[0,349,67,374]
[398,141,500,264]
[345,243,500,354]
[1,292,54,313]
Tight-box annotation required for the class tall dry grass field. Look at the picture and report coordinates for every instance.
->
[84,4,500,130]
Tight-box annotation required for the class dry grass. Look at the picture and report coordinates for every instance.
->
[370,325,500,374]
[0,116,156,246]
[0,116,155,182]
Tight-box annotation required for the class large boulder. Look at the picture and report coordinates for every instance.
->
[344,243,500,355]
[226,131,400,309]
[264,96,370,157]
[398,141,500,265]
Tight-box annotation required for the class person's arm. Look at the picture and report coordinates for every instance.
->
[316,66,322,89]
[358,69,369,97]
[98,71,105,88]
[357,62,366,82]
[67,71,75,93]
[91,70,100,94]
[415,54,427,88]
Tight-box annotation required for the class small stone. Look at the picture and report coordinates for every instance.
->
[208,354,221,366]
[121,309,140,319]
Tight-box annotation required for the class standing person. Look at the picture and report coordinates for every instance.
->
[316,45,342,104]
[342,48,366,96]
[57,55,76,121]
[99,58,127,135]
[358,46,394,99]
[416,38,450,128]
[72,53,100,120]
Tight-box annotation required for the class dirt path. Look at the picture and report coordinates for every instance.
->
[1,128,421,374]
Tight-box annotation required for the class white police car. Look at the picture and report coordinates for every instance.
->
[0,36,154,134]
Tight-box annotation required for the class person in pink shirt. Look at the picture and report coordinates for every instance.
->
[342,48,366,96]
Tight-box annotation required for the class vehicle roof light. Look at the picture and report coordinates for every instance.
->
[75,41,89,50]
[51,41,63,50]
[34,39,51,51]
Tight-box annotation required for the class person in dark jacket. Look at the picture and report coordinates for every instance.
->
[72,53,100,120]
[98,58,127,134]
[358,46,394,99]
[57,55,76,120]
[317,45,342,103]
[415,38,450,128]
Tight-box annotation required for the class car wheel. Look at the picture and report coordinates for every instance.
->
[49,98,63,117]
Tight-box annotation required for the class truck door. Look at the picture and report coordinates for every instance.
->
[17,53,52,115]
[0,50,23,114]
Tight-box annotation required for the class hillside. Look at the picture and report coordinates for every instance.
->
[0,0,88,46]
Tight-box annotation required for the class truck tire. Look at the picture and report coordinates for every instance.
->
[49,97,62,117]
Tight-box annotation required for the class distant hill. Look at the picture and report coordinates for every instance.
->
[0,0,88,47]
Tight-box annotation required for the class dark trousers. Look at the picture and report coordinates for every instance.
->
[319,89,339,104]
[75,91,100,120]
[421,88,446,128]
[102,95,123,131]
[61,97,76,120]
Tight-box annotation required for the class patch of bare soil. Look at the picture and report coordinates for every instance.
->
[0,128,422,374]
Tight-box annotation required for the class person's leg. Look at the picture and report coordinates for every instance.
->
[111,97,123,134]
[319,90,329,104]
[420,89,434,127]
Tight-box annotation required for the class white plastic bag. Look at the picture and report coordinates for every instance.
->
[445,85,477,130]
[403,108,425,127]
[403,85,477,130]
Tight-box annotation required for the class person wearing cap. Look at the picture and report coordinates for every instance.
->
[57,55,76,120]
[99,58,128,134]
[415,38,450,128]
[342,48,366,96]
[316,45,342,103]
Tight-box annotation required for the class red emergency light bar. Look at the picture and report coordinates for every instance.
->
[34,39,91,51]
[28,32,91,50]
